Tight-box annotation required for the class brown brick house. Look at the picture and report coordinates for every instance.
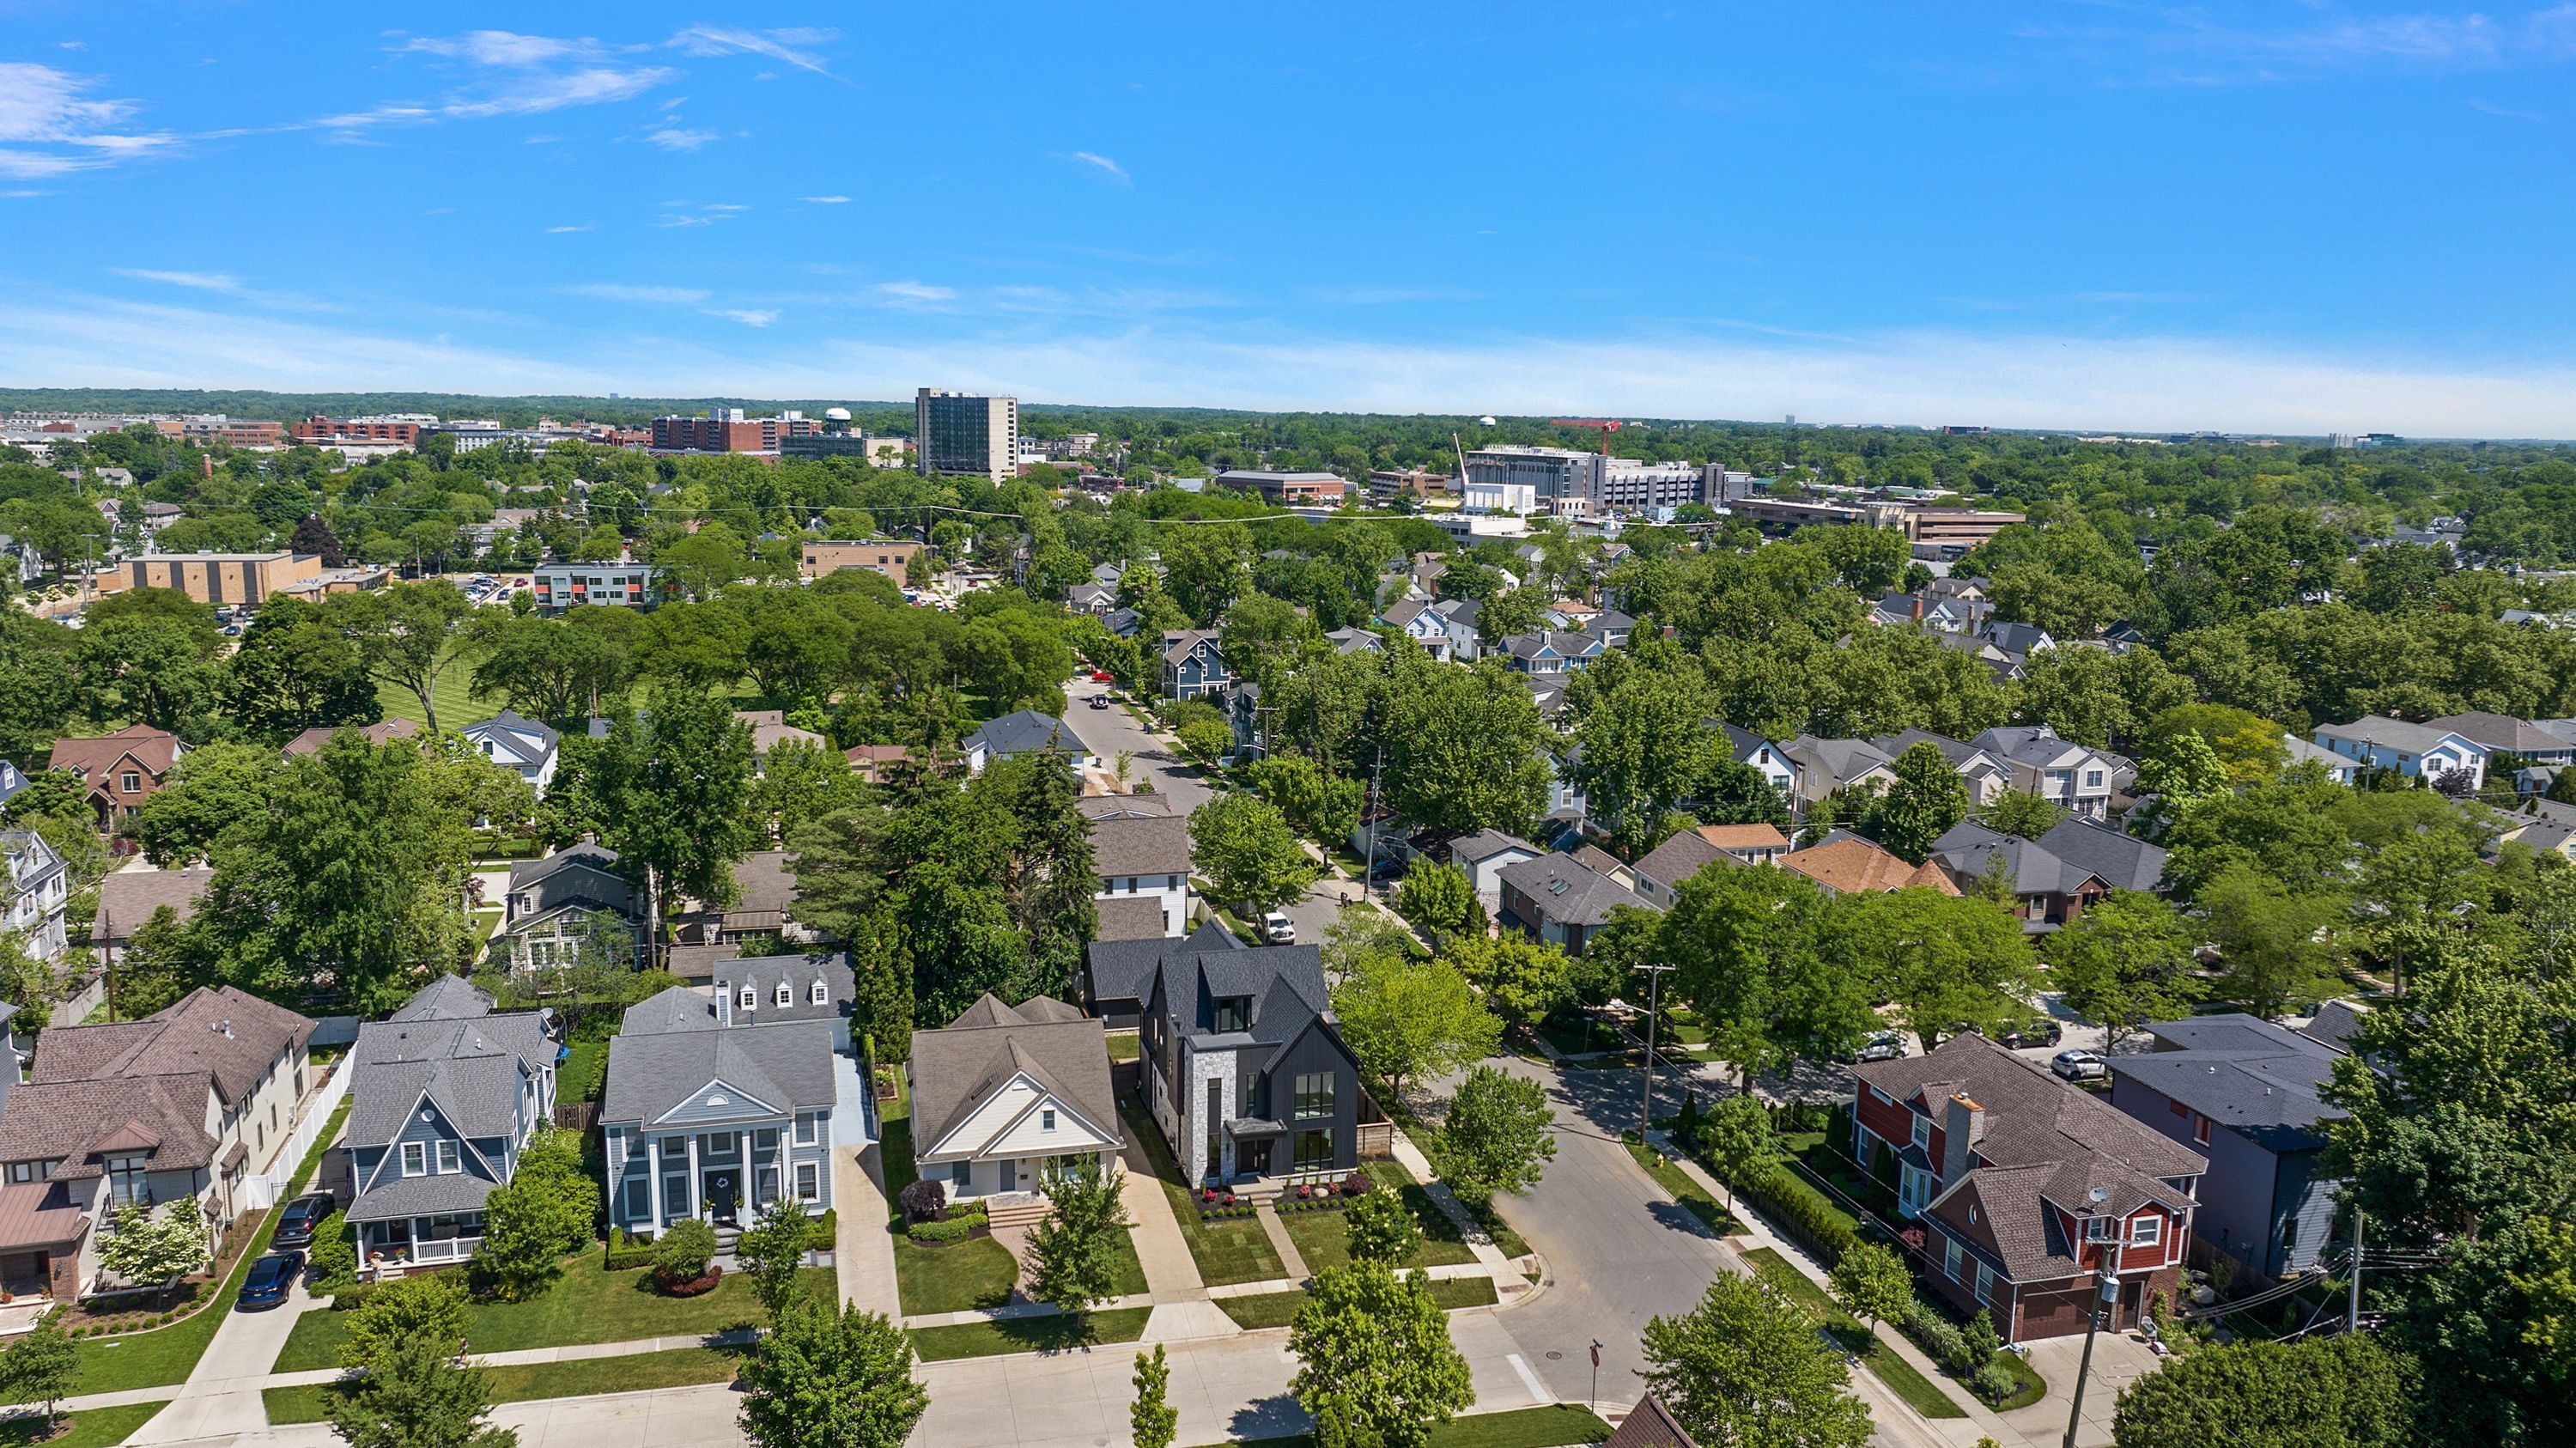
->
[48,724,186,830]
[1850,1032,2204,1342]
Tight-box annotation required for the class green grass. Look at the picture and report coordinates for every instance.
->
[1117,1095,1286,1286]
[1191,1403,1611,1448]
[905,1305,1151,1361]
[375,644,496,733]
[557,1041,608,1104]
[892,1234,1021,1316]
[272,1263,827,1372]
[1985,1346,2048,1411]
[1741,1247,1967,1421]
[69,1092,350,1396]
[1216,1274,1499,1330]
[1621,1136,1744,1236]
[0,1401,170,1448]
[264,1346,738,1423]
[1279,1162,1478,1272]
[1107,1032,1140,1063]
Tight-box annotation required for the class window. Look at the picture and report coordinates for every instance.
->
[775,983,792,1007]
[2085,770,2105,788]
[951,1160,972,1188]
[2084,1214,2117,1241]
[1944,1238,1964,1281]
[2168,1098,2190,1118]
[754,1128,779,1154]
[621,1176,647,1220]
[1212,997,1250,1033]
[740,988,756,1011]
[1041,1110,1058,1133]
[2193,1114,2212,1146]
[1294,1073,1335,1119]
[120,771,141,794]
[756,1165,779,1202]
[793,1112,817,1147]
[810,981,828,1006]
[1974,1262,1996,1304]
[2130,1215,2163,1248]
[401,1142,427,1176]
[106,1155,150,1208]
[1293,1128,1334,1171]
[2281,1216,2299,1250]
[795,1162,820,1202]
[435,1141,460,1174]
[1910,1113,1932,1150]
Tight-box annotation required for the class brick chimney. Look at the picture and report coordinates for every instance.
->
[1912,594,1926,623]
[1941,1092,1986,1183]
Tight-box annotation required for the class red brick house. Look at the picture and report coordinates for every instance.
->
[47,724,186,830]
[1850,1032,2204,1342]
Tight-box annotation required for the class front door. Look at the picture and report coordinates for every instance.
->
[705,1170,741,1225]
[1238,1140,1271,1176]
[2118,1276,2144,1329]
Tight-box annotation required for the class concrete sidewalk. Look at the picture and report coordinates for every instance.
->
[1118,1132,1242,1343]
[1386,1129,1526,1287]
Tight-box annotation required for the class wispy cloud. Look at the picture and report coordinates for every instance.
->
[704,308,779,326]
[2019,3,2576,84]
[1067,149,1131,186]
[874,280,959,306]
[0,63,177,177]
[313,30,677,131]
[2470,96,2544,119]
[562,283,710,303]
[647,127,720,150]
[801,195,849,204]
[112,267,241,293]
[545,223,594,234]
[668,25,841,79]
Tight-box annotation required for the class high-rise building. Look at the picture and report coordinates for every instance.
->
[914,389,1018,482]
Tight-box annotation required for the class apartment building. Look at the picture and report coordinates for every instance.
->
[180,417,286,449]
[1461,446,1710,516]
[532,561,658,611]
[291,414,432,445]
[650,409,820,454]
[915,389,1018,482]
[799,538,923,586]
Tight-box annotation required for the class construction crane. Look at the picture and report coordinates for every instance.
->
[1551,417,1622,459]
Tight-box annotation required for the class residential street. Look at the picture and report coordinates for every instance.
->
[1060,683,1212,812]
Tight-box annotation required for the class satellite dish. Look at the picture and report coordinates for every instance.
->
[2087,1186,2108,1206]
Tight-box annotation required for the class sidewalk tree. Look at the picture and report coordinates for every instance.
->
[1828,1241,1912,1334]
[1131,1344,1178,1448]
[1342,1186,1423,1266]
[1641,1272,1873,1448]
[98,1202,210,1302]
[1246,753,1364,846]
[1188,791,1314,913]
[1842,887,2036,1051]
[1331,950,1503,1103]
[1176,715,1233,770]
[1288,1262,1475,1448]
[0,1315,75,1431]
[2044,890,2204,1050]
[1698,1092,1779,1216]
[1382,661,1552,840]
[1432,1065,1556,1207]
[1443,933,1571,1028]
[737,1194,819,1317]
[1025,1160,1133,1322]
[738,1299,928,1448]
[339,1274,471,1372]
[325,1329,519,1448]
[1393,862,1486,946]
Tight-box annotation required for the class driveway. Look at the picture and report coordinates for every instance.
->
[1060,684,1212,813]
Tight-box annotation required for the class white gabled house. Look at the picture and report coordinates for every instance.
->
[2312,715,2490,791]
[907,995,1121,1213]
[461,710,561,797]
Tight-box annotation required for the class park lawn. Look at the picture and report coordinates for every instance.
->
[272,1262,824,1372]
[1741,1247,1967,1421]
[264,1346,738,1423]
[374,645,497,733]
[1196,1403,1611,1448]
[1117,1097,1284,1286]
[1279,1163,1478,1273]
[70,1092,350,1396]
[906,1305,1151,1362]
[1620,1138,1744,1237]
[1216,1274,1499,1330]
[0,1400,169,1448]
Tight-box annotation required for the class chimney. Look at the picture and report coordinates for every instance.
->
[1911,595,1925,623]
[1941,1092,1986,1183]
[714,980,732,1028]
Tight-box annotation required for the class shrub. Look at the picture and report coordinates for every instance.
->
[306,1211,357,1293]
[907,1217,977,1244]
[1960,1310,2002,1369]
[651,1220,719,1288]
[1341,1172,1368,1196]
[1968,1362,2019,1405]
[1734,1166,1856,1266]
[1905,1303,1970,1374]
[899,1178,949,1225]
[603,1229,657,1271]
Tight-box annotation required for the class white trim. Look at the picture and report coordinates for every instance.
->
[648,1075,782,1125]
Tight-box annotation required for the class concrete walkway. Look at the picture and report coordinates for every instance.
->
[1385,1129,1525,1287]
[836,1141,901,1318]
[1117,1132,1243,1343]
[124,1278,325,1445]
[1251,1206,1309,1281]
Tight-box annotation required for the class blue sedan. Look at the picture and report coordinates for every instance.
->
[237,1251,304,1311]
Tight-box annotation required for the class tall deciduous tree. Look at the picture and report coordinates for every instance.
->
[2201,862,2342,1018]
[1024,1161,1133,1322]
[1246,754,1364,846]
[1188,791,1315,913]
[1330,950,1503,1103]
[1393,861,1486,945]
[2044,891,2202,1049]
[1697,1092,1779,1215]
[590,688,759,960]
[1382,660,1552,839]
[1432,1065,1556,1207]
[1288,1262,1475,1448]
[1441,933,1571,1028]
[2109,1335,2418,1448]
[1862,741,1969,864]
[737,1299,927,1448]
[1158,523,1253,626]
[1657,865,1874,1087]
[1841,887,2037,1051]
[326,1330,519,1448]
[1641,1273,1873,1448]
[132,740,276,866]
[336,581,473,735]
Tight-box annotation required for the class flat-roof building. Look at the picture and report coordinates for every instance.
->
[914,389,1018,482]
[799,538,923,587]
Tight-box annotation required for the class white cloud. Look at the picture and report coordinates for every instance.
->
[112,268,242,293]
[655,214,718,228]
[319,30,678,131]
[562,283,710,304]
[2470,96,2544,119]
[647,127,720,150]
[704,308,780,326]
[668,25,841,78]
[403,31,609,67]
[874,281,959,305]
[0,63,176,177]
[1068,150,1131,186]
[801,195,849,204]
[545,223,594,234]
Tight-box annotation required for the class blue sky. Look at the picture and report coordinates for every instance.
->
[5,3,2575,434]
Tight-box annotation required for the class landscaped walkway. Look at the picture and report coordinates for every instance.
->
[1251,1205,1310,1280]
[1117,1125,1242,1343]
[1386,1130,1531,1293]
[114,1277,325,1444]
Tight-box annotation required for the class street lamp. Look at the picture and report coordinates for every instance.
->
[2064,1185,2123,1448]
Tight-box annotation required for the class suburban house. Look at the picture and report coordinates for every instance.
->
[962,711,1099,776]
[1066,581,1116,614]
[1088,805,1194,939]
[2281,733,2359,784]
[600,958,858,1239]
[1498,851,1662,957]
[1872,590,1990,634]
[907,995,1120,1214]
[733,709,829,760]
[501,843,645,974]
[2312,715,2489,791]
[1322,627,1382,655]
[1851,1031,2205,1342]
[343,976,556,1272]
[1498,630,1603,677]
[1082,919,1244,1030]
[461,711,562,797]
[283,718,422,758]
[678,849,807,947]
[1101,607,1143,638]
[94,866,214,954]
[1778,835,1959,896]
[1968,727,2123,820]
[1134,934,1381,1186]
[1379,599,1455,660]
[2426,711,2576,767]
[3,828,70,964]
[1630,823,1792,905]
[1419,829,1543,917]
[1868,729,2014,808]
[0,987,316,1300]
[1431,597,1484,661]
[1781,735,1897,810]
[1717,724,1802,799]
[1929,822,2112,932]
[1160,630,1230,701]
[2107,1014,2348,1281]
[48,724,186,829]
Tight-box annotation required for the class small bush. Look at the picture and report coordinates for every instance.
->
[603,1229,656,1271]
[1341,1171,1368,1196]
[651,1220,719,1288]
[1905,1304,1970,1374]
[907,1218,977,1244]
[1969,1362,2019,1405]
[899,1179,949,1225]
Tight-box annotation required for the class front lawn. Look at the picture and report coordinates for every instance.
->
[905,1305,1152,1361]
[1216,1274,1498,1330]
[1279,1161,1478,1273]
[1194,1403,1610,1448]
[1741,1247,1966,1421]
[1620,1136,1743,1236]
[0,1401,169,1448]
[264,1345,738,1423]
[1117,1095,1285,1286]
[892,1235,1019,1316]
[272,1262,826,1372]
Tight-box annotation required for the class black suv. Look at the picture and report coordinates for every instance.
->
[271,1192,336,1250]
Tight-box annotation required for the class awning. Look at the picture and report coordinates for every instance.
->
[1224,1117,1285,1138]
[0,1183,90,1252]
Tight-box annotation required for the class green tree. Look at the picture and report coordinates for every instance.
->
[2202,862,2342,1017]
[2131,731,2236,839]
[737,1299,927,1448]
[473,1128,597,1301]
[1158,523,1253,625]
[1658,865,1874,1087]
[1176,715,1233,769]
[1697,1092,1779,1216]
[1828,1240,1912,1333]
[1392,861,1485,945]
[748,739,866,846]
[2110,1335,2418,1448]
[1841,887,2037,1051]
[1978,788,2062,841]
[2142,703,2288,788]
[590,688,760,958]
[1432,1064,1556,1207]
[1024,1160,1133,1321]
[1245,753,1364,845]
[1342,1186,1424,1265]
[335,581,473,735]
[465,610,634,724]
[1132,1344,1178,1448]
[1861,741,1969,863]
[1442,932,1571,1028]
[1331,950,1504,1102]
[2045,891,2203,1049]
[1565,642,1716,855]
[339,1274,471,1372]
[736,1195,819,1318]
[1382,660,1553,839]
[325,1330,519,1448]
[1288,1262,1475,1448]
[228,594,382,744]
[0,1317,76,1431]
[1188,791,1314,912]
[73,610,231,739]
[1640,1272,1873,1448]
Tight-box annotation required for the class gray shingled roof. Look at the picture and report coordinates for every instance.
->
[2113,1015,2344,1153]
[28,986,313,1107]
[908,995,1120,1159]
[965,710,1084,759]
[1094,896,1170,942]
[1091,814,1193,877]
[601,1021,838,1126]
[1783,735,1894,791]
[347,1007,551,1148]
[1632,829,1724,889]
[343,1168,501,1225]
[391,975,493,1023]
[2035,817,2166,893]
[1497,852,1658,928]
[1084,920,1240,1009]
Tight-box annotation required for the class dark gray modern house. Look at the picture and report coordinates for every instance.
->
[2106,1013,2350,1280]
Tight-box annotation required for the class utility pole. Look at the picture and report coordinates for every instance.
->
[2348,1209,2365,1330]
[2065,1188,2121,1448]
[1636,962,1677,1139]
[1362,751,1388,900]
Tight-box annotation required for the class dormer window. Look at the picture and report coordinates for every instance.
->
[775,983,793,1007]
[1212,997,1250,1033]
[740,988,756,1011]
[810,981,828,1006]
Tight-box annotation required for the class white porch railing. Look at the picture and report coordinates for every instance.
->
[239,1060,351,1212]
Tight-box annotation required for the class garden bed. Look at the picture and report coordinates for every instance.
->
[1740,1248,1966,1421]
[1280,1161,1479,1272]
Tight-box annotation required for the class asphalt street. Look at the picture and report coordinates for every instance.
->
[1060,683,1212,813]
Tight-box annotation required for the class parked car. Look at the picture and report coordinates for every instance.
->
[1261,911,1296,944]
[237,1250,306,1311]
[271,1192,335,1250]
[1089,694,1111,709]
[1998,1016,2063,1049]
[1089,670,1114,683]
[2050,1049,2108,1082]
[1853,1031,1907,1063]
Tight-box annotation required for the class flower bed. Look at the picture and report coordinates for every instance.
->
[654,1265,724,1297]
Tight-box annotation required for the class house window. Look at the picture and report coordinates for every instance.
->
[120,771,141,794]
[106,1155,150,1208]
[1294,1074,1335,1119]
[740,988,756,1011]
[1294,1129,1334,1170]
[1974,1263,1995,1304]
[1213,997,1250,1033]
[2281,1216,2298,1250]
[1899,1165,1934,1216]
[811,981,828,1006]
[2131,1215,2163,1248]
[775,983,793,1007]
[2084,1215,2117,1241]
[951,1161,973,1189]
[754,1128,779,1154]
[436,1141,461,1174]
[1041,1110,1057,1133]
[1944,1238,1964,1281]
[2168,1098,2189,1118]
[793,1112,818,1147]
[756,1165,780,1203]
[401,1142,427,1177]
[622,1176,648,1220]
[2193,1115,2212,1146]
[2085,770,2105,788]
[1910,1113,1931,1151]
[795,1162,820,1202]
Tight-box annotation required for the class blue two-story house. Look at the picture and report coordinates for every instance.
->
[1160,630,1230,701]
[1498,630,1604,677]
[343,976,558,1272]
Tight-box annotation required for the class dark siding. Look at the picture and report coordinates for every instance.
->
[1261,1023,1364,1172]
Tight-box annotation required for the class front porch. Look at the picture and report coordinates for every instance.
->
[618,1123,822,1238]
[359,1213,484,1274]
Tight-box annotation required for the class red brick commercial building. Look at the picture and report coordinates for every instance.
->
[291,416,424,444]
[180,417,286,448]
[650,410,821,453]
[1213,470,1349,505]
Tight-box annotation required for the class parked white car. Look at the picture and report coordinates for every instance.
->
[2050,1049,2108,1082]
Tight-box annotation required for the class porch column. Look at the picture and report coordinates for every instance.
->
[647,1137,665,1231]
[685,1134,702,1220]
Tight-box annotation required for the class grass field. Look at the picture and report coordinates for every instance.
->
[375,645,498,733]
[1278,1161,1479,1273]
[905,1305,1151,1362]
[0,1401,170,1447]
[272,1263,826,1372]
[1620,1137,1744,1237]
[1190,1403,1610,1448]
[1215,1274,1498,1330]
[264,1346,738,1424]
[1741,1247,1967,1421]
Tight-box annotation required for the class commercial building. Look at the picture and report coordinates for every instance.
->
[291,414,432,445]
[914,389,1018,482]
[799,538,923,586]
[1368,468,1450,497]
[1901,507,2025,554]
[180,417,286,449]
[1460,446,1709,516]
[532,560,658,611]
[650,409,821,455]
[1213,469,1348,505]
[110,551,319,605]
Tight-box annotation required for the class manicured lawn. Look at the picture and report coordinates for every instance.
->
[272,1262,826,1372]
[1279,1161,1477,1272]
[906,1305,1151,1361]
[893,1235,1019,1316]
[0,1401,169,1447]
[1621,1137,1744,1236]
[1107,1032,1140,1063]
[1985,1345,2048,1411]
[1193,1403,1611,1448]
[558,1041,608,1104]
[1741,1247,1966,1420]
[1117,1095,1285,1286]
[1216,1274,1499,1330]
[375,645,497,732]
[264,1346,738,1423]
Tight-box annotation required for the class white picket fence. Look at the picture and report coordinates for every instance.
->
[239,1058,350,1212]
